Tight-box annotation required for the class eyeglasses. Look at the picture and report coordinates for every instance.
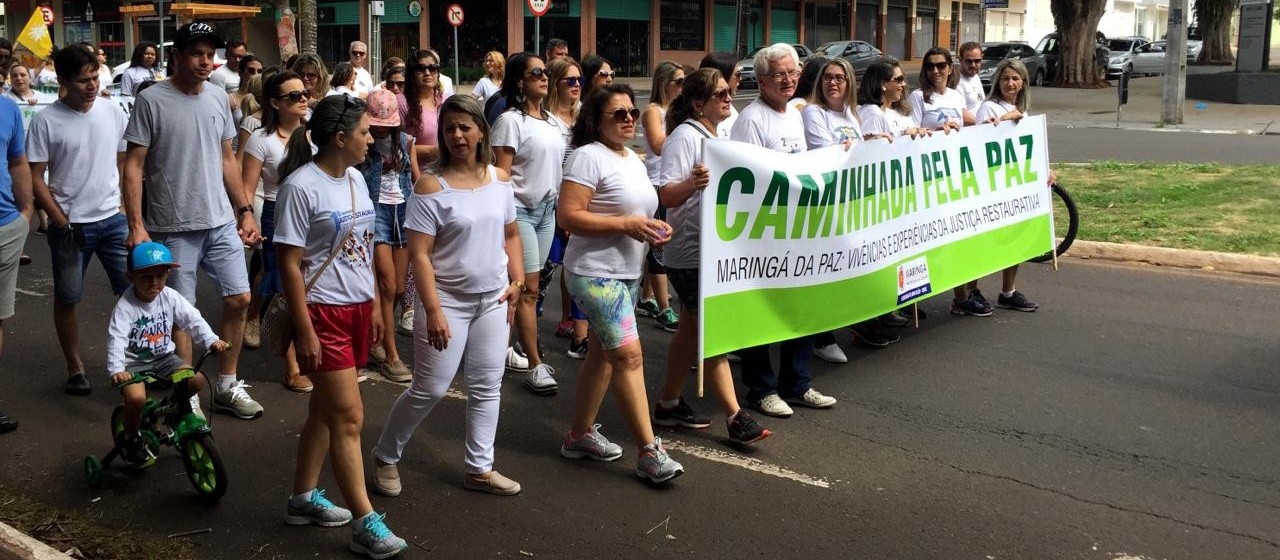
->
[767,69,801,82]
[963,58,983,65]
[276,90,311,103]
[386,80,406,89]
[610,108,640,122]
[820,74,847,84]
[926,61,951,72]
[670,77,685,87]
[596,71,615,79]
[711,88,732,102]
[526,67,548,79]
[889,75,906,83]
[351,51,367,56]
[413,63,440,74]
[560,76,584,87]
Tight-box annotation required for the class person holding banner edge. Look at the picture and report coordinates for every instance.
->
[730,43,836,419]
[655,68,772,444]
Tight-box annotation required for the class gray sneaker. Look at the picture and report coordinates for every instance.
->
[637,438,684,484]
[213,380,263,420]
[285,488,353,527]
[350,512,408,559]
[560,423,623,462]
[523,363,557,395]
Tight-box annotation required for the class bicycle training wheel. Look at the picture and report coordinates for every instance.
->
[1029,183,1079,263]
[180,433,228,503]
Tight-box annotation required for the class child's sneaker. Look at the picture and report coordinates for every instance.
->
[350,512,408,559]
[285,488,353,527]
[120,432,153,466]
[636,438,684,484]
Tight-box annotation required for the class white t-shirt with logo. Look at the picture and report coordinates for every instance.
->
[491,110,569,208]
[273,163,376,305]
[801,104,863,149]
[562,142,659,280]
[26,99,128,223]
[858,104,917,137]
[106,287,219,376]
[909,88,966,130]
[956,74,986,116]
[730,97,805,154]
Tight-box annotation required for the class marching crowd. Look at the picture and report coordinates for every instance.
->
[0,23,1052,558]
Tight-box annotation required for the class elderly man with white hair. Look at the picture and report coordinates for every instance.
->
[349,41,374,96]
[729,43,838,419]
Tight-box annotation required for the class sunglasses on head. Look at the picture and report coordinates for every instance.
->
[927,61,951,71]
[561,76,584,87]
[334,94,366,126]
[413,63,440,74]
[610,108,640,122]
[277,90,311,103]
[526,67,547,79]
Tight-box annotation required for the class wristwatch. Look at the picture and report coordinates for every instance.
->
[511,280,527,293]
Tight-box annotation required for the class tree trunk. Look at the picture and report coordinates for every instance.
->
[273,0,299,62]
[1195,0,1238,64]
[1050,0,1108,88]
[298,0,318,55]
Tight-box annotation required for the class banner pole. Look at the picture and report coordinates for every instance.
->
[913,304,919,329]
[696,137,706,398]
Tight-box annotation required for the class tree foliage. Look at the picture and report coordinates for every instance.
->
[1195,0,1239,64]
[1049,0,1108,88]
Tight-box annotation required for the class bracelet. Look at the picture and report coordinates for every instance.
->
[511,280,527,293]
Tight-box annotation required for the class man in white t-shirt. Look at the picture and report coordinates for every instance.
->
[208,39,246,93]
[729,43,837,419]
[955,41,986,125]
[350,41,374,96]
[29,45,132,398]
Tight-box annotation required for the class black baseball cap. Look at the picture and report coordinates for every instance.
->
[174,22,226,51]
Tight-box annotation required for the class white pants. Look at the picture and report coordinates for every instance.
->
[373,287,509,474]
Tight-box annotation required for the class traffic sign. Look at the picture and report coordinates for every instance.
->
[447,4,464,27]
[40,6,55,25]
[528,0,551,17]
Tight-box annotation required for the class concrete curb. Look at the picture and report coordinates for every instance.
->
[1065,240,1280,278]
[0,522,72,560]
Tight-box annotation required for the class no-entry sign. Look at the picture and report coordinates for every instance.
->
[528,0,551,17]
[447,4,464,26]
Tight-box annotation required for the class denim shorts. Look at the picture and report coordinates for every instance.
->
[515,196,556,274]
[374,202,408,248]
[48,213,131,304]
[153,221,252,302]
[564,271,641,350]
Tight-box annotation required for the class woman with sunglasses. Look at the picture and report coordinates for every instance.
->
[229,54,264,131]
[857,59,926,140]
[635,60,684,336]
[492,53,570,395]
[275,94,408,559]
[473,51,505,104]
[557,84,684,484]
[373,57,405,92]
[242,71,312,391]
[542,56,589,357]
[909,47,969,133]
[581,55,615,98]
[371,94,525,498]
[290,53,329,112]
[400,50,448,170]
[654,69,773,445]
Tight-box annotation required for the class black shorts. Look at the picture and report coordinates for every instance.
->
[666,267,699,314]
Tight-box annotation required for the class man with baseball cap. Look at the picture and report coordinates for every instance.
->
[122,22,264,420]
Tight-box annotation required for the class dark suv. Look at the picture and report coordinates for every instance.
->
[1036,31,1110,82]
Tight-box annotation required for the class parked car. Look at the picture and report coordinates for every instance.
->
[1131,40,1168,75]
[1161,27,1203,61]
[814,40,885,79]
[1036,31,1110,82]
[976,42,1046,87]
[734,43,813,90]
[1106,37,1149,78]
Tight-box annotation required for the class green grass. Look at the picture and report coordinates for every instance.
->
[1053,161,1280,256]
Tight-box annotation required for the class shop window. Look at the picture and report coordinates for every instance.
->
[660,0,705,51]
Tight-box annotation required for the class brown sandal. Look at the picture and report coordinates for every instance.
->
[283,373,313,393]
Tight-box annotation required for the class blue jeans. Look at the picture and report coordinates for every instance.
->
[48,212,130,304]
[739,336,815,402]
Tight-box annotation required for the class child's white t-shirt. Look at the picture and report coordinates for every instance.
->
[106,286,219,375]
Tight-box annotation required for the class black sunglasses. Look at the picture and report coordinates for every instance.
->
[610,108,640,122]
[413,63,440,74]
[560,76,583,87]
[386,79,406,88]
[276,89,311,103]
[926,61,951,72]
[526,67,547,79]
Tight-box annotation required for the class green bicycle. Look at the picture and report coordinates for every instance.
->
[83,350,228,503]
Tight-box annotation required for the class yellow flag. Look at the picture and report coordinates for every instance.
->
[17,9,53,59]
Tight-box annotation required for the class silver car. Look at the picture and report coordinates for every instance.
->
[977,42,1046,87]
[1106,38,1149,78]
[1131,40,1168,76]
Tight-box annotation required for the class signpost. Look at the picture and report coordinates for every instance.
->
[528,0,550,56]
[447,4,463,85]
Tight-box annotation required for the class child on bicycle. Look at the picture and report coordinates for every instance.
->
[106,242,229,465]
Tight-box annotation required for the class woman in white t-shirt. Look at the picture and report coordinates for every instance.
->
[120,42,163,97]
[908,47,969,133]
[636,60,685,333]
[472,51,504,104]
[274,95,408,556]
[856,59,927,139]
[492,53,570,394]
[371,95,525,498]
[654,69,773,445]
[243,71,311,392]
[556,84,684,485]
[543,56,589,353]
[328,62,359,98]
[4,65,43,106]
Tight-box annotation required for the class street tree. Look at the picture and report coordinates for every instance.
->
[1049,0,1108,87]
[272,0,299,61]
[298,0,318,55]
[1194,0,1239,64]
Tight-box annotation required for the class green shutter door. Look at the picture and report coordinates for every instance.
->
[770,8,797,44]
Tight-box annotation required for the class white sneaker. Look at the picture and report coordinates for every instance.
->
[504,346,529,373]
[754,394,794,418]
[813,343,848,364]
[188,394,206,421]
[523,363,557,395]
[212,380,264,420]
[785,388,837,409]
[396,308,414,336]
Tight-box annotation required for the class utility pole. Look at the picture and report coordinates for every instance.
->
[1162,0,1189,125]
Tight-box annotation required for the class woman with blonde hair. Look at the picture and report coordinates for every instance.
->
[290,53,329,111]
[473,51,505,103]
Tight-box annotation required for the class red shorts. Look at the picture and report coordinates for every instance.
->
[305,301,373,373]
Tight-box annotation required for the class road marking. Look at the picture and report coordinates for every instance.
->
[368,375,831,489]
[15,288,46,297]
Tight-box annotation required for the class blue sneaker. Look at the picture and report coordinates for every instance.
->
[350,512,408,559]
[285,488,352,527]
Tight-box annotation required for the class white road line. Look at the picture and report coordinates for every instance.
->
[15,288,47,297]
[368,374,831,489]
